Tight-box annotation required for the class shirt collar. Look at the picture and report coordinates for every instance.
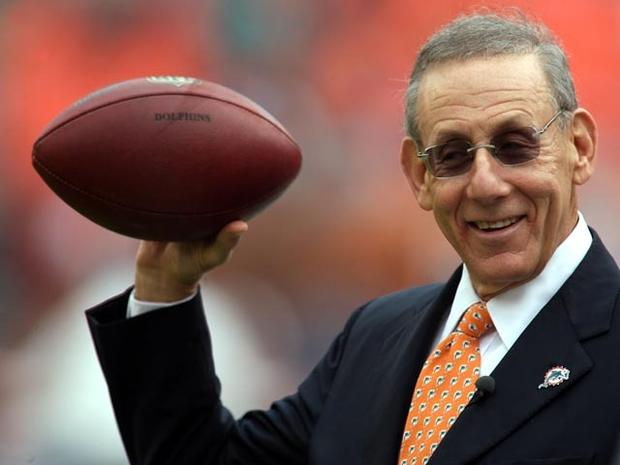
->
[444,212,592,350]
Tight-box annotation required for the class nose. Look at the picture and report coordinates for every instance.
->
[465,148,512,203]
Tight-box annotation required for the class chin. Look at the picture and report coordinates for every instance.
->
[468,255,542,297]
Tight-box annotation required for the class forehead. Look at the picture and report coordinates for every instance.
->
[416,54,554,140]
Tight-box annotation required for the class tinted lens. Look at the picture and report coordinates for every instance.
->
[493,128,540,165]
[428,140,473,177]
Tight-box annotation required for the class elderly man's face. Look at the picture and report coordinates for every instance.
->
[401,54,596,299]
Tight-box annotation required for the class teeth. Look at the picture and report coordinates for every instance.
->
[474,217,520,230]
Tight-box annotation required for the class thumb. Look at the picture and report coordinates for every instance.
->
[197,221,249,269]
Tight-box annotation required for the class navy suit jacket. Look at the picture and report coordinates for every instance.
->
[87,230,620,464]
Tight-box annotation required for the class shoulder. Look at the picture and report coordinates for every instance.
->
[343,282,445,339]
[364,283,444,318]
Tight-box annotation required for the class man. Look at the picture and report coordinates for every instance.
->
[87,12,620,464]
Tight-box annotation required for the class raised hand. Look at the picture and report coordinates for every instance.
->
[134,221,248,302]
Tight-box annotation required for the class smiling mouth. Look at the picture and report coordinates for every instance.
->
[469,216,524,231]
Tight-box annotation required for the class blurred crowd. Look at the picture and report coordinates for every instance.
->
[1,0,620,463]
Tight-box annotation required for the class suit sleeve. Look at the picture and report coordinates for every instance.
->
[86,288,363,465]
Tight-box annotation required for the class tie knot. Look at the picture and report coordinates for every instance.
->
[457,302,494,338]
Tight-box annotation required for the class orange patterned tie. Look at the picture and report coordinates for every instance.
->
[398,302,494,465]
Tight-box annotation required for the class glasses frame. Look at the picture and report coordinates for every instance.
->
[417,110,566,178]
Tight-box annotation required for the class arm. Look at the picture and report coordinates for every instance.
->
[87,222,361,464]
[87,289,234,465]
[87,284,362,465]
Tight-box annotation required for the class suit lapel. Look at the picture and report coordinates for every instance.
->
[429,231,620,465]
[364,269,463,465]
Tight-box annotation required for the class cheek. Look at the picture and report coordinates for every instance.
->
[537,139,576,181]
[429,184,465,234]
[428,182,453,212]
[512,153,568,203]
[532,158,573,206]
[512,171,571,245]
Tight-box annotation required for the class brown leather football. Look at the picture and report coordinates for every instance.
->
[32,76,302,241]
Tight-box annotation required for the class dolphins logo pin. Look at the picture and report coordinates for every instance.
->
[538,366,570,389]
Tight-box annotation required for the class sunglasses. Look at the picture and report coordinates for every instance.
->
[417,110,565,178]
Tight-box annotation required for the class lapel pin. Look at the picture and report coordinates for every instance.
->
[538,366,570,389]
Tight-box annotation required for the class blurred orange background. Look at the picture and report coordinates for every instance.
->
[1,0,619,463]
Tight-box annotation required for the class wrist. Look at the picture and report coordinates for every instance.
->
[134,270,198,303]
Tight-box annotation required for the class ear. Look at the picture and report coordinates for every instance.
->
[400,137,433,211]
[569,108,597,186]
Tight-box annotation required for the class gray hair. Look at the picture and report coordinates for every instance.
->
[405,12,578,146]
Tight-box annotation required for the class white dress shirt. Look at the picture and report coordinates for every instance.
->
[437,212,592,376]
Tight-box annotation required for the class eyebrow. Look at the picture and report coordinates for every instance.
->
[491,117,532,134]
[427,129,469,147]
[427,116,533,147]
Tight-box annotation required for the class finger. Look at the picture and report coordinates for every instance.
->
[216,221,248,247]
[199,222,248,267]
[221,220,249,235]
